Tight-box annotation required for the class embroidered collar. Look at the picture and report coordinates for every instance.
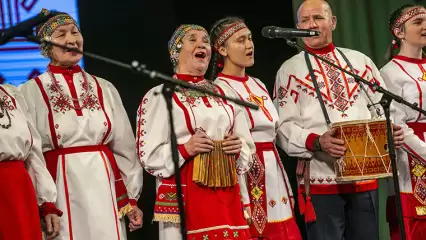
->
[305,42,335,54]
[48,64,82,74]
[175,73,205,83]
[218,72,249,82]
[393,55,426,64]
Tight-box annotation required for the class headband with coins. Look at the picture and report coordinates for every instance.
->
[36,8,79,57]
[168,24,208,69]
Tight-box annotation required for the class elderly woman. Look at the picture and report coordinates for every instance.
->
[380,4,426,239]
[210,16,302,240]
[136,24,256,240]
[18,9,143,240]
[0,84,61,240]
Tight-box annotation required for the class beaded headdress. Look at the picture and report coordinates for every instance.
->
[213,21,247,50]
[36,8,79,57]
[168,24,208,68]
[391,7,426,37]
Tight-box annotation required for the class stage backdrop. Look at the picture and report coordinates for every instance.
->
[0,0,82,86]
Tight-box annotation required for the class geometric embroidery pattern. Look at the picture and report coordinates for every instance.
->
[247,154,267,234]
[410,155,426,205]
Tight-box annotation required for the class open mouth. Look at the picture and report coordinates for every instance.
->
[65,48,80,53]
[422,33,426,36]
[246,51,253,57]
[195,52,207,59]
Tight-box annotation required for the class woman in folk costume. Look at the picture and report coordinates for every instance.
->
[18,9,143,240]
[0,85,62,239]
[209,17,302,240]
[380,4,426,240]
[137,24,257,240]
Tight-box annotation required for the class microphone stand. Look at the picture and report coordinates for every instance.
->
[284,39,426,240]
[25,35,259,240]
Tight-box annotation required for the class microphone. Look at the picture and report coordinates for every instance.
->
[0,9,58,45]
[261,26,320,39]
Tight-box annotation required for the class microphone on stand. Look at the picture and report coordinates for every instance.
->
[261,26,320,39]
[0,9,58,45]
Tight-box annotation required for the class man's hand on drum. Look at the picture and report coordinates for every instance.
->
[184,131,214,157]
[319,128,346,158]
[392,124,404,148]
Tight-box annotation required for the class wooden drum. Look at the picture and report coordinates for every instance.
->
[332,119,393,182]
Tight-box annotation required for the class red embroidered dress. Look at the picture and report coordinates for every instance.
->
[215,73,302,240]
[19,65,143,240]
[137,74,256,240]
[0,84,60,240]
[381,55,426,239]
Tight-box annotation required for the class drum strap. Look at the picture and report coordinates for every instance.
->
[304,51,331,126]
[300,52,326,222]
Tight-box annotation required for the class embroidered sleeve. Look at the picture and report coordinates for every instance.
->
[136,85,187,178]
[15,85,59,206]
[381,67,426,165]
[231,97,256,175]
[273,61,316,158]
[105,82,143,201]
[40,202,63,218]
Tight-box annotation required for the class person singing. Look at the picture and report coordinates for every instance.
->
[19,9,143,240]
[209,16,302,240]
[380,4,426,239]
[137,24,256,240]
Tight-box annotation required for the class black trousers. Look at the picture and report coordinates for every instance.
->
[305,190,379,240]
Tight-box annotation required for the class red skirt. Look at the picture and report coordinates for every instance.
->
[260,218,302,240]
[387,122,426,239]
[154,160,252,239]
[387,195,426,240]
[0,161,42,240]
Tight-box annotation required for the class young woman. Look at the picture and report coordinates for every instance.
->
[380,4,426,240]
[210,17,302,240]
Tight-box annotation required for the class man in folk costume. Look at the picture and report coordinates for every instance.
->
[209,16,302,240]
[19,9,143,240]
[381,4,426,239]
[137,24,257,240]
[272,1,404,239]
[0,84,62,240]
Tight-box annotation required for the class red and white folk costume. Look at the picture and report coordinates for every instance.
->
[381,55,426,239]
[273,43,386,218]
[215,73,301,239]
[0,84,61,240]
[137,72,256,240]
[19,64,143,240]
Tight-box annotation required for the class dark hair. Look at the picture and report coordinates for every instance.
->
[207,16,244,80]
[385,4,423,63]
